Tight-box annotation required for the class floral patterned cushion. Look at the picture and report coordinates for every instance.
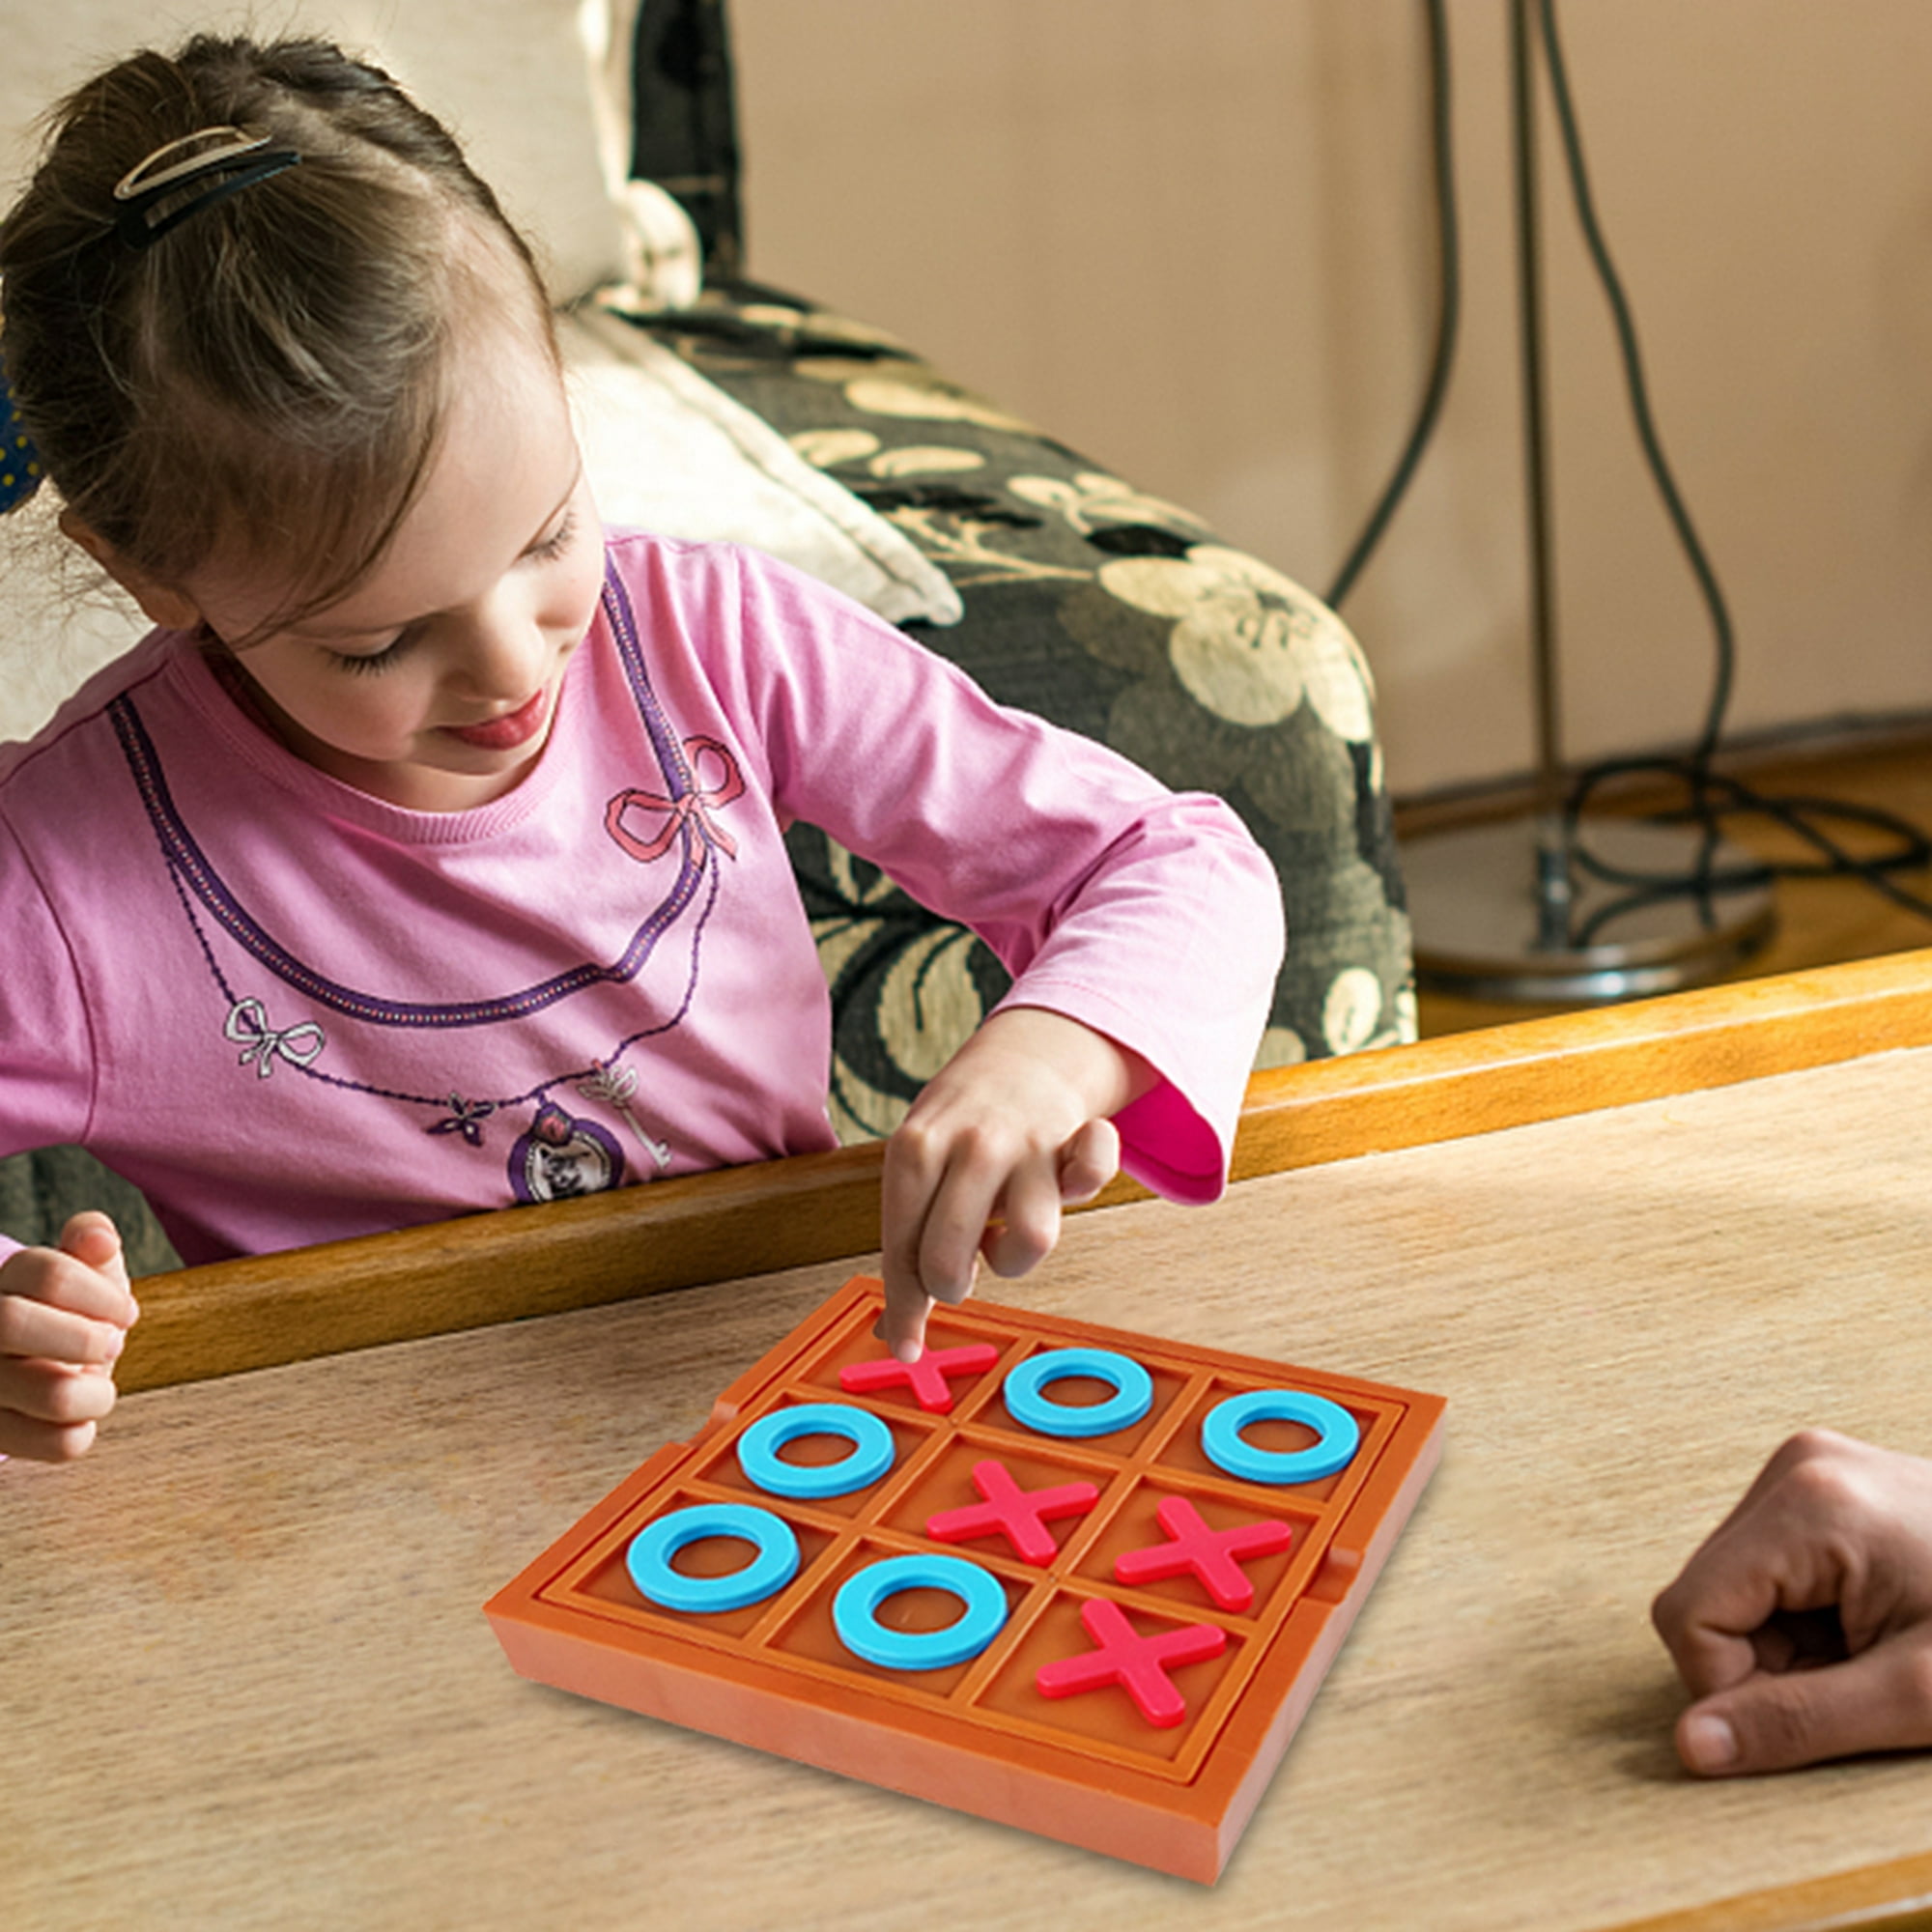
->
[602,285,1416,1142]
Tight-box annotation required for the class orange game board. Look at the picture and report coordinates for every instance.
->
[485,1276,1445,1883]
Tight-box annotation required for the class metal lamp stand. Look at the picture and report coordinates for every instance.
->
[1403,0,1774,1003]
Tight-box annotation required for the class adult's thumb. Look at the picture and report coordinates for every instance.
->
[1677,1643,1932,1776]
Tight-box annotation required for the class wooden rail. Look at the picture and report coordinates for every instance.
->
[119,948,1932,1392]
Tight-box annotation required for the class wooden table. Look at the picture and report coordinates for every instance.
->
[8,953,1932,1932]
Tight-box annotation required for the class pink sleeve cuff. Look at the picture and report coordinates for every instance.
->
[1113,1079,1229,1206]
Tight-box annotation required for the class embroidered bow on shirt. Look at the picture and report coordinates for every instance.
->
[224,997,326,1077]
[605,736,745,864]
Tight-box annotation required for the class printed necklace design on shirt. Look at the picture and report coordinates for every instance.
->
[110,560,742,1204]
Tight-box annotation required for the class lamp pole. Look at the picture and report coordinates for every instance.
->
[1400,0,1774,1003]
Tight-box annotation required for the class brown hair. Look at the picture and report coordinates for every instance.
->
[0,35,554,627]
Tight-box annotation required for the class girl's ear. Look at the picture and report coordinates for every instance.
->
[57,509,204,631]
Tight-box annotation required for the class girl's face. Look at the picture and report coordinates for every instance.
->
[182,313,604,813]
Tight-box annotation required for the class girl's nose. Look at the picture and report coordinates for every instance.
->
[456,603,550,701]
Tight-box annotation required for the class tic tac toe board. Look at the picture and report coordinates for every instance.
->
[486,1276,1445,1883]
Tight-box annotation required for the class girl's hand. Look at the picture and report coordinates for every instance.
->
[0,1211,139,1463]
[875,1008,1152,1362]
[1651,1430,1932,1775]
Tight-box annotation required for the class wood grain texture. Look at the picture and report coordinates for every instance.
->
[118,949,1932,1394]
[1235,946,1932,1179]
[9,1043,1932,1930]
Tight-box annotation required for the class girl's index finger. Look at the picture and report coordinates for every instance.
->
[872,1273,933,1365]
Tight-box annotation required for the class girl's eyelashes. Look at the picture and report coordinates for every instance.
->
[328,632,413,676]
[319,507,576,673]
[526,508,577,563]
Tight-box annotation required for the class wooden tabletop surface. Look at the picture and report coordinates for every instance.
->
[7,954,1932,1931]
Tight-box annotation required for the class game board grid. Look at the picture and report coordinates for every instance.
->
[779,1290,1410,1519]
[540,1358,1399,1635]
[754,1347,1414,1557]
[490,1278,1449,1880]
[534,1355,1416,1780]
[546,1485,1285,1780]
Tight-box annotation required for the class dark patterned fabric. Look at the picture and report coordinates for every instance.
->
[603,286,1415,1141]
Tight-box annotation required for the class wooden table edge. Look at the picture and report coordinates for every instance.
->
[1614,1847,1932,1932]
[1231,946,1932,1183]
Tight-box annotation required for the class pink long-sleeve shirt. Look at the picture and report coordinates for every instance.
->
[0,531,1284,1266]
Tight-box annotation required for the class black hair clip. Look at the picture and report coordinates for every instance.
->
[113,127,301,253]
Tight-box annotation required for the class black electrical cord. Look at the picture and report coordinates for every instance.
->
[1533,0,1932,924]
[1325,0,1456,611]
[1331,0,1932,930]
[1535,0,1732,775]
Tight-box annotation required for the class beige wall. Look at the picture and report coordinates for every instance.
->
[728,0,1932,797]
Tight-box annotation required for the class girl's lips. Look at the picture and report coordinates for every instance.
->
[440,686,550,751]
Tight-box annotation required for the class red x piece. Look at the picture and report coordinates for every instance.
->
[925,1459,1099,1565]
[1035,1598,1228,1728]
[838,1342,1000,1414]
[1113,1495,1294,1612]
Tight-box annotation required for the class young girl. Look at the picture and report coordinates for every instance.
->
[0,36,1284,1463]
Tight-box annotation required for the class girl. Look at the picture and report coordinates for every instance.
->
[0,36,1284,1463]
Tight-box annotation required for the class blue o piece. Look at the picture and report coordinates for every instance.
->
[832,1554,1009,1670]
[1003,1348,1154,1438]
[1202,1389,1362,1485]
[737,1402,896,1499]
[626,1503,800,1613]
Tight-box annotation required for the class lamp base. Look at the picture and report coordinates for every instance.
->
[1404,816,1776,1003]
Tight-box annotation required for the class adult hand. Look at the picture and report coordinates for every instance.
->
[874,1008,1150,1362]
[1652,1429,1932,1776]
[0,1211,139,1463]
